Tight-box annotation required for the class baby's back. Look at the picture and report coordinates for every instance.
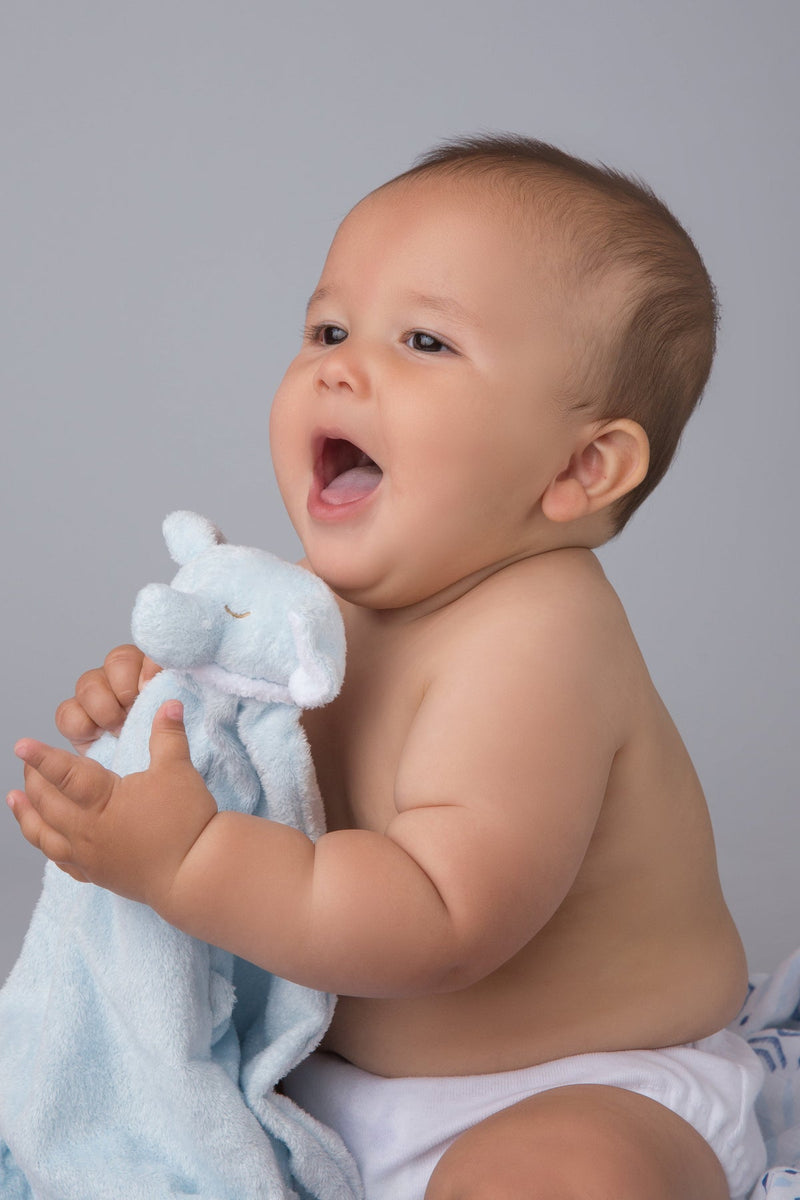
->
[305,550,748,1078]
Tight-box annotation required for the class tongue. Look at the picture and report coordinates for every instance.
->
[321,465,382,506]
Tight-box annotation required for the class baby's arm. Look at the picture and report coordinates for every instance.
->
[9,580,623,998]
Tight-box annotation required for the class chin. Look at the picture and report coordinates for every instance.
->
[304,555,412,612]
[300,545,371,602]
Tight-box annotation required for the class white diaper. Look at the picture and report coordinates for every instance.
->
[283,1030,766,1200]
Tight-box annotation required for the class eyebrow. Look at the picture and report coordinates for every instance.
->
[305,286,332,315]
[406,291,482,327]
[305,286,481,328]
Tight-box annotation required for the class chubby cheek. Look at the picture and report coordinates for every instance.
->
[268,369,292,444]
[267,399,285,469]
[268,387,303,494]
[399,409,506,506]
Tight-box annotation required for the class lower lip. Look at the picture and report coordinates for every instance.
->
[307,473,382,522]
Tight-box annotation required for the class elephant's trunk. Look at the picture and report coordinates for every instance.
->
[131,583,223,668]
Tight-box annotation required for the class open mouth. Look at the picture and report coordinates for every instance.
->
[316,437,383,507]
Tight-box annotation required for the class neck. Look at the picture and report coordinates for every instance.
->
[351,545,598,629]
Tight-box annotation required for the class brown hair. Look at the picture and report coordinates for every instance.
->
[385,134,719,531]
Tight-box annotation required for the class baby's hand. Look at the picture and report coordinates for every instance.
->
[56,644,161,754]
[8,702,217,911]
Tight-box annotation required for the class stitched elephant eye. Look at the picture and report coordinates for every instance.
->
[224,604,251,619]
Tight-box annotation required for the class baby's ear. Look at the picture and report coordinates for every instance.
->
[541,420,649,524]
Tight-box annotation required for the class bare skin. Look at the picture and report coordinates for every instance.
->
[8,177,748,1196]
[425,1084,731,1199]
[308,553,747,1079]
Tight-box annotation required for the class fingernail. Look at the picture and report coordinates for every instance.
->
[163,700,184,721]
[6,793,16,813]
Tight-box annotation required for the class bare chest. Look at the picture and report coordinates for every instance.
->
[301,623,429,835]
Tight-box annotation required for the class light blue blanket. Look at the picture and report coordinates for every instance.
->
[734,947,800,1199]
[0,513,363,1199]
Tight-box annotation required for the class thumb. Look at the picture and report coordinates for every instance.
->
[148,700,191,769]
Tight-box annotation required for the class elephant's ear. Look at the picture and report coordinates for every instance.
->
[287,606,346,709]
[162,511,226,565]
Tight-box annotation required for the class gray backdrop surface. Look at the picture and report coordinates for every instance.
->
[1,0,797,980]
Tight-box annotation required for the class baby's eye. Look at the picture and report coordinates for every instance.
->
[406,331,449,353]
[309,324,347,346]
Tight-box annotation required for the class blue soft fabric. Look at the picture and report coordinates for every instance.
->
[0,512,363,1199]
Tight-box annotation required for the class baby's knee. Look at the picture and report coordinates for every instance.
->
[426,1143,632,1200]
[425,1155,583,1200]
[424,1084,728,1200]
[424,1096,607,1200]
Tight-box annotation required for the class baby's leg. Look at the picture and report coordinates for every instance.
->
[424,1083,728,1200]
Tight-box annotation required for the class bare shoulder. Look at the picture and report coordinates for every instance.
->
[399,548,645,814]
[430,550,641,691]
[454,549,629,630]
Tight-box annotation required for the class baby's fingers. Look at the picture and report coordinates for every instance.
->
[7,788,79,870]
[15,739,116,812]
[103,645,147,710]
[73,666,129,734]
[54,697,105,753]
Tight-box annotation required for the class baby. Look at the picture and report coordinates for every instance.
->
[8,135,766,1199]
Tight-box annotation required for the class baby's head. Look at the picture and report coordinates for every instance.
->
[382,134,718,533]
[271,134,718,608]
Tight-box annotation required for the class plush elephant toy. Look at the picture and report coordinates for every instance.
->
[103,510,347,832]
[0,513,362,1200]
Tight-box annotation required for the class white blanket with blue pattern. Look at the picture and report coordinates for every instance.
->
[734,948,800,1198]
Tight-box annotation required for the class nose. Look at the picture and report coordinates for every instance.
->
[313,338,371,399]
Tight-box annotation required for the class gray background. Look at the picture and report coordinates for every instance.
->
[1,1,797,981]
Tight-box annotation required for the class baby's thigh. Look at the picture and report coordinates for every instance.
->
[424,1083,728,1200]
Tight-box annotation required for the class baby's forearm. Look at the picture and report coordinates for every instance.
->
[11,713,544,999]
[157,812,463,997]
